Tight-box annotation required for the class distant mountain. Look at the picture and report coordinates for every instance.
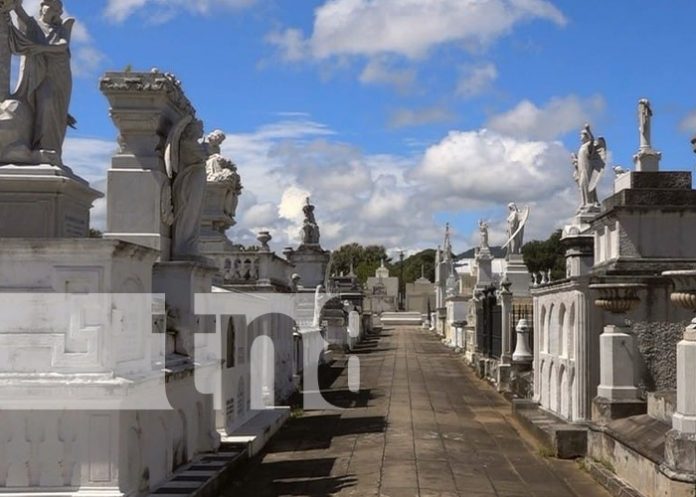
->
[455,246,506,259]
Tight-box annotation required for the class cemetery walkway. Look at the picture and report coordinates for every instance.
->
[223,326,611,497]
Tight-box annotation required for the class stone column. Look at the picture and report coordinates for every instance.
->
[662,271,696,476]
[590,283,646,423]
[500,279,513,364]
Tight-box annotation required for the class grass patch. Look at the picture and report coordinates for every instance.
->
[537,446,555,458]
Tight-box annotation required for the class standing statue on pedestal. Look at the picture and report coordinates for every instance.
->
[165,115,208,259]
[479,220,489,249]
[204,129,242,219]
[572,124,607,213]
[301,197,320,246]
[0,0,75,166]
[503,203,530,258]
[638,98,652,150]
[633,98,661,172]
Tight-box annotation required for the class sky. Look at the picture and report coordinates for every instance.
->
[20,0,696,255]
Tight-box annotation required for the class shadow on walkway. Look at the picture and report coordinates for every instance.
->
[225,330,389,497]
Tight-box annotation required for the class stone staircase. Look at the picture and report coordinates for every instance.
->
[147,445,247,497]
[380,311,423,326]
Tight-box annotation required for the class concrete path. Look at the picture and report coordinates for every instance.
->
[224,326,611,497]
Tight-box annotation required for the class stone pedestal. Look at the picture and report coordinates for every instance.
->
[592,325,646,423]
[633,148,661,172]
[596,324,640,401]
[153,258,216,356]
[504,254,530,297]
[474,250,494,292]
[672,326,696,434]
[561,215,595,278]
[590,283,646,423]
[664,313,696,477]
[0,164,102,237]
[662,272,696,478]
[286,245,330,290]
[100,71,197,258]
[347,310,361,350]
[497,363,511,393]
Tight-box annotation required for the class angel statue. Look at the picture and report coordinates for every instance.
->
[572,124,607,213]
[204,129,242,219]
[503,203,530,258]
[164,115,208,259]
[0,0,76,165]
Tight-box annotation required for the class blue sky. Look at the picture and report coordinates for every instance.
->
[26,0,696,254]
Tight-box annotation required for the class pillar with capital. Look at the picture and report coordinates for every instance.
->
[590,283,647,423]
[662,271,696,477]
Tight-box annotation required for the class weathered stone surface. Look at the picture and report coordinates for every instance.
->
[0,164,102,237]
[634,320,684,392]
[225,327,610,497]
[664,429,696,477]
[592,397,646,424]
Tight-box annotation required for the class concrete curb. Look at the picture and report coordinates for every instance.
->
[582,459,646,497]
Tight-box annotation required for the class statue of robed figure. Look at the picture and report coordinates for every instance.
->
[0,0,75,166]
[572,124,607,213]
[503,203,530,258]
[164,115,208,259]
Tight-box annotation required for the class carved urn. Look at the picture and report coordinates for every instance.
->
[589,283,645,315]
[663,270,696,312]
[257,231,272,252]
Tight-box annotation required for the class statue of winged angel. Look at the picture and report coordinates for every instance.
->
[572,124,607,213]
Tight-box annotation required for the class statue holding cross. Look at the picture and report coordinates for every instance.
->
[0,0,75,166]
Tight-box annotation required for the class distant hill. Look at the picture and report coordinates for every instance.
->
[455,246,506,259]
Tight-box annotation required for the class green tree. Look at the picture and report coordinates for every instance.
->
[331,243,390,283]
[522,230,566,280]
[392,249,436,284]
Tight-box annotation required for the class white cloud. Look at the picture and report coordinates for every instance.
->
[62,114,593,253]
[278,186,311,222]
[411,129,570,207]
[266,29,310,63]
[359,58,416,91]
[456,62,498,98]
[72,45,107,78]
[275,0,565,62]
[104,0,255,23]
[63,137,116,185]
[679,110,696,134]
[487,94,606,140]
[62,137,117,231]
[241,202,279,228]
[388,106,454,128]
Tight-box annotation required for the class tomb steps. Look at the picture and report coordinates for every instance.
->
[147,450,246,497]
[379,311,423,326]
[511,399,588,459]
